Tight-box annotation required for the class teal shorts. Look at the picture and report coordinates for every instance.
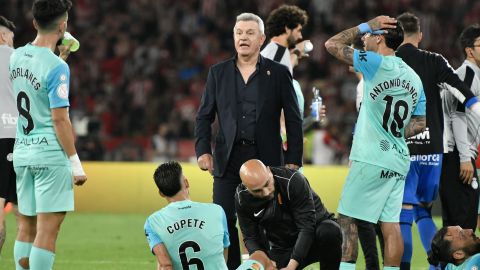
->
[15,165,74,216]
[337,161,406,223]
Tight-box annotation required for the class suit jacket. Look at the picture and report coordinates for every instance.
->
[195,55,303,177]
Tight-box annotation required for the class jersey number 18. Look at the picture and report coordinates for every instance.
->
[382,95,409,138]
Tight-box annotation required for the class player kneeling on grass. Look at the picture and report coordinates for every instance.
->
[428,226,480,269]
[144,161,230,270]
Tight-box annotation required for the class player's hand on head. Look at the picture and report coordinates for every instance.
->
[367,15,397,33]
[197,153,214,174]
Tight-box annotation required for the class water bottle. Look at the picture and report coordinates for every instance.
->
[472,177,478,190]
[62,32,80,52]
[304,40,314,54]
[311,87,322,122]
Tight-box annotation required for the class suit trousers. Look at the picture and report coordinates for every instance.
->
[440,149,479,229]
[213,143,258,270]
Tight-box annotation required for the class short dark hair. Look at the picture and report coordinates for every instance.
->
[153,161,183,197]
[459,24,480,57]
[0,16,15,32]
[428,227,454,266]
[265,5,308,38]
[383,21,404,50]
[32,0,72,31]
[397,12,420,35]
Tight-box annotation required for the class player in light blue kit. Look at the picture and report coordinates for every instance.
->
[429,226,480,270]
[9,1,87,269]
[325,15,427,270]
[144,161,230,269]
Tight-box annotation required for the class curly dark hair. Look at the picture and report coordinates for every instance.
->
[32,0,72,30]
[153,161,183,197]
[0,16,15,32]
[265,5,308,38]
[428,227,454,266]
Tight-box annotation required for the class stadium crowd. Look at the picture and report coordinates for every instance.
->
[3,0,480,163]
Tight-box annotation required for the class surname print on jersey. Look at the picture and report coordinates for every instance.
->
[166,218,206,234]
[9,67,41,90]
[368,78,419,108]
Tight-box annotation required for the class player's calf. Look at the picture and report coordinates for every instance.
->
[338,214,358,270]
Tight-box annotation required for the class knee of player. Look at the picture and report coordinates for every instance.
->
[316,221,342,244]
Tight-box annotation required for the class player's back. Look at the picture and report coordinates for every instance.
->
[397,44,455,154]
[145,200,229,270]
[9,43,70,166]
[351,50,425,175]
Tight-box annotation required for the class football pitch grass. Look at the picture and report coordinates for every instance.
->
[0,212,441,270]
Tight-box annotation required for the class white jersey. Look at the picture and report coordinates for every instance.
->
[442,60,480,160]
[261,42,293,74]
[0,45,16,139]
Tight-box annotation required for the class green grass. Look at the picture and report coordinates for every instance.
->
[0,212,441,270]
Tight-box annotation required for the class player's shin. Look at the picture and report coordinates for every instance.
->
[14,241,32,270]
[400,208,414,270]
[338,214,359,269]
[29,246,55,270]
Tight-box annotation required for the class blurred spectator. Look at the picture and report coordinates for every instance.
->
[150,124,177,162]
[3,0,479,162]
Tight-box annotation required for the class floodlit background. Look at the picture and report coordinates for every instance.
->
[2,0,480,269]
[5,0,480,164]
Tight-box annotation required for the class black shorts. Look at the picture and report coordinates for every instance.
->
[0,138,17,205]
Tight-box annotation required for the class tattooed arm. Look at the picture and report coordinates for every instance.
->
[325,16,397,65]
[324,27,358,65]
[404,115,426,138]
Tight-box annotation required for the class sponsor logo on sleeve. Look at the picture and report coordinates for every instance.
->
[57,83,69,100]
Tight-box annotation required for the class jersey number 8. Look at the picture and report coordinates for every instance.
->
[16,91,34,135]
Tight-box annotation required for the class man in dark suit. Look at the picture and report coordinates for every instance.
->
[195,12,303,269]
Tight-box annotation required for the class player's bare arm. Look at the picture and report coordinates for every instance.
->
[404,115,426,138]
[325,16,397,65]
[325,27,358,65]
[153,244,173,270]
[52,108,87,185]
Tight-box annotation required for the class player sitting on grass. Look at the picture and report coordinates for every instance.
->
[144,161,230,269]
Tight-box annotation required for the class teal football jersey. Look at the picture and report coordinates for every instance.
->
[446,253,480,270]
[145,200,229,270]
[351,49,426,175]
[9,43,70,166]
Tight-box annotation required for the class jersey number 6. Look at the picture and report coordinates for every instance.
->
[179,241,204,270]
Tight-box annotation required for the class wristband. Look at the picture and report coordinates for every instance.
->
[358,22,384,35]
[69,153,85,176]
[357,23,372,34]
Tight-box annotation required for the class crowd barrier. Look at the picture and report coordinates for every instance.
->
[75,162,349,214]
